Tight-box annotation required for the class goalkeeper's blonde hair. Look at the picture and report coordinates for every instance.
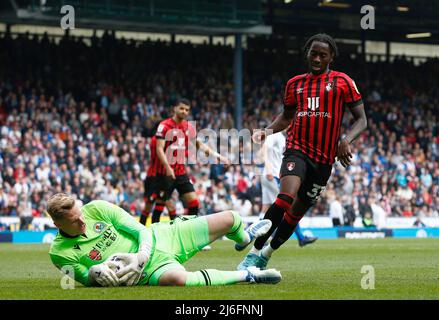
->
[46,193,76,221]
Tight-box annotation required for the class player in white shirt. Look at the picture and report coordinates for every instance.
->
[260,131,318,247]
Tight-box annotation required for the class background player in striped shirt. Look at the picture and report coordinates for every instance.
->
[238,33,368,270]
[140,135,177,226]
[154,99,229,222]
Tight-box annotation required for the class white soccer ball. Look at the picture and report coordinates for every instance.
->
[104,255,127,273]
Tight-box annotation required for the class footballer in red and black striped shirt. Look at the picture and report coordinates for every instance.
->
[140,135,177,225]
[238,34,368,271]
[153,99,229,220]
[284,69,363,164]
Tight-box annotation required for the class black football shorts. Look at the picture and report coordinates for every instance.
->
[144,176,158,202]
[280,150,333,205]
[154,174,195,201]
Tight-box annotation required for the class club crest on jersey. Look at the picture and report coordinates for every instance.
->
[296,88,304,94]
[325,81,333,92]
[287,162,295,171]
[93,222,106,234]
[89,249,102,261]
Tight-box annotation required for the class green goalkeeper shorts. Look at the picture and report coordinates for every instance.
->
[138,215,210,286]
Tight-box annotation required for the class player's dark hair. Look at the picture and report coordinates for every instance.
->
[303,33,338,59]
[174,98,191,107]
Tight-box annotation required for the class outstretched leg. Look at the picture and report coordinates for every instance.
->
[260,199,312,264]
[253,175,301,250]
[158,267,281,286]
[237,176,301,270]
[150,210,281,287]
[205,210,271,248]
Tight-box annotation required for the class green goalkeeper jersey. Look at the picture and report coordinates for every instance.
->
[49,200,152,287]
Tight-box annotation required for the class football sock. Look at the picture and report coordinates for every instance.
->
[294,224,305,241]
[185,269,248,286]
[226,210,250,244]
[187,199,200,215]
[254,193,294,250]
[270,210,305,249]
[261,244,275,259]
[151,204,165,223]
[169,209,177,221]
[140,199,153,225]
[139,210,149,225]
[249,247,261,255]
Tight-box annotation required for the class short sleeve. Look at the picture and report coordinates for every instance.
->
[155,121,169,139]
[283,79,297,110]
[341,75,363,108]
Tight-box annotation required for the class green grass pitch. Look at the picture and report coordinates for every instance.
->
[1,238,438,300]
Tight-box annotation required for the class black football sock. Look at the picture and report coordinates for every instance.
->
[140,211,149,225]
[169,209,177,221]
[254,193,294,250]
[187,199,200,216]
[270,210,305,249]
[151,204,165,223]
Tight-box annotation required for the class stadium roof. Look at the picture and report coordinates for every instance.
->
[1,0,439,44]
[3,0,272,35]
[267,0,439,45]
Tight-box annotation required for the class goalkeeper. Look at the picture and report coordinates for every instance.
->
[47,193,281,287]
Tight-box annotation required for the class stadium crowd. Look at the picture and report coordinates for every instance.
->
[0,31,438,230]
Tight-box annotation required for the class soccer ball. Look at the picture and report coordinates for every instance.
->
[104,255,127,273]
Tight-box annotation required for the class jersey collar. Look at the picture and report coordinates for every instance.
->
[59,229,87,239]
[308,69,331,78]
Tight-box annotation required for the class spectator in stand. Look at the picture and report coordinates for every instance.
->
[329,193,344,227]
[413,216,427,228]
[18,195,33,230]
[0,31,438,222]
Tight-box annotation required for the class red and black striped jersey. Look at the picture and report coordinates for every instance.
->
[155,117,196,176]
[283,70,363,164]
[146,136,159,177]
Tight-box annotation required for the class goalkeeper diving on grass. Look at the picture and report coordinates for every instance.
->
[47,193,282,287]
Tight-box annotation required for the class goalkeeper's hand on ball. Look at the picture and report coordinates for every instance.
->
[108,247,149,286]
[89,263,120,287]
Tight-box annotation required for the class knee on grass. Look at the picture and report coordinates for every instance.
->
[158,270,187,286]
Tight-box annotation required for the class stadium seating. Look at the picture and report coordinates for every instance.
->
[0,31,437,226]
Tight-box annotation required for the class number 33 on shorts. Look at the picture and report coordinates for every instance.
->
[306,183,326,203]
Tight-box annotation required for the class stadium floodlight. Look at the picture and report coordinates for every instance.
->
[318,2,350,8]
[284,0,294,3]
[397,6,409,12]
[406,32,432,39]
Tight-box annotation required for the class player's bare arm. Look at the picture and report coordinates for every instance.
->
[156,138,176,179]
[195,139,230,165]
[253,107,295,144]
[261,141,274,180]
[337,103,368,168]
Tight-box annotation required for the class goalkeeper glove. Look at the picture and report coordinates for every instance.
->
[89,263,120,287]
[111,245,150,286]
